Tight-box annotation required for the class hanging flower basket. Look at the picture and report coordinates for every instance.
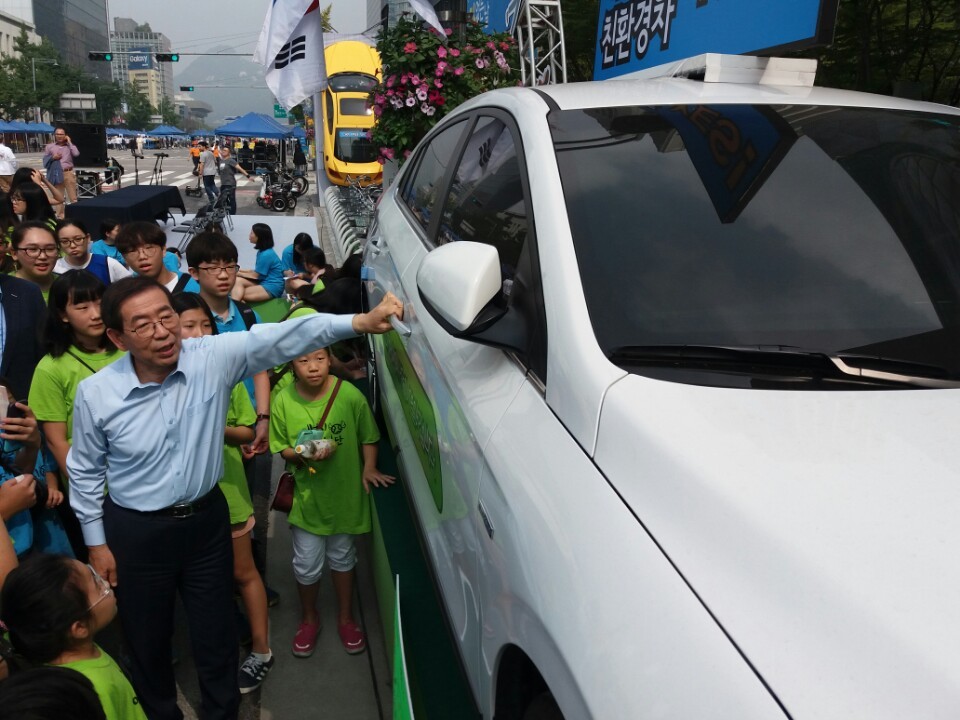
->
[369,14,519,166]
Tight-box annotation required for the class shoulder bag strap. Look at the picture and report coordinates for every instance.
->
[66,350,98,375]
[315,379,342,431]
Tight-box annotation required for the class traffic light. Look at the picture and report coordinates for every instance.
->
[89,52,113,61]
[156,53,180,62]
[179,86,195,92]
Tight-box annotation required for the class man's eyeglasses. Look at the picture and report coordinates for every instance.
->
[16,245,59,259]
[59,235,89,248]
[122,244,162,257]
[128,314,179,338]
[197,264,240,276]
[86,563,113,612]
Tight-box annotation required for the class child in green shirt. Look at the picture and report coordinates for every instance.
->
[171,292,275,694]
[270,346,394,657]
[0,553,147,720]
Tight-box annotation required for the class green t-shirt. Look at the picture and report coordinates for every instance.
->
[269,379,379,535]
[220,383,257,524]
[29,347,126,440]
[59,645,148,720]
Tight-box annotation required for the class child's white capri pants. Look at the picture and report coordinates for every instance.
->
[290,527,357,585]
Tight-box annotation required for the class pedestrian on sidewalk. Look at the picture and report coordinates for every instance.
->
[269,346,395,658]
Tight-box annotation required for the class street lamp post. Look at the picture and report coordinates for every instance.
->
[31,58,59,124]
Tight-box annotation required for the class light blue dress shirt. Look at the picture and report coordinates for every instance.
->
[67,312,356,546]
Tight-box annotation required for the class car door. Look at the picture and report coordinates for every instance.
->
[366,115,492,697]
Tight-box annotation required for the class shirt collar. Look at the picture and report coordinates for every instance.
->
[114,352,185,399]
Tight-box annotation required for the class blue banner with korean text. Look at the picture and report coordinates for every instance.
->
[593,0,838,80]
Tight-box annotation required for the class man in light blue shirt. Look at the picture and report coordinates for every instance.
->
[67,276,401,720]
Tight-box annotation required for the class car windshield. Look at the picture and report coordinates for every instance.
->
[328,73,378,92]
[334,128,377,163]
[551,104,960,376]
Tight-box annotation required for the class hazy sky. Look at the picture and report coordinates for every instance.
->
[105,0,370,60]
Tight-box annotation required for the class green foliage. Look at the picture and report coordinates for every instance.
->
[369,14,519,164]
[123,84,156,130]
[801,0,960,104]
[0,32,67,121]
[562,0,599,82]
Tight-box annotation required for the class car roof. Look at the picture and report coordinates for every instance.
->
[465,76,960,117]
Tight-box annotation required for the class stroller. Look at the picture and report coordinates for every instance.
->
[255,167,297,212]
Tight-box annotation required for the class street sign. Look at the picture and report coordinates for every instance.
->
[274,104,287,119]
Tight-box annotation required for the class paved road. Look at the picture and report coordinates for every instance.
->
[15,150,317,219]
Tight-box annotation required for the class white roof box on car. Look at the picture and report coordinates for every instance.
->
[619,53,818,87]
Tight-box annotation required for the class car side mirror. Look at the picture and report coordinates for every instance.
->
[417,242,525,352]
[417,242,501,331]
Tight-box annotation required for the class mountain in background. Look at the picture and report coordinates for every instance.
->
[173,45,278,125]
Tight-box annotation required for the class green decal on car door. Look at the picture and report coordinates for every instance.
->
[383,330,444,512]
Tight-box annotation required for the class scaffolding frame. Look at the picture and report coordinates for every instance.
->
[514,0,567,86]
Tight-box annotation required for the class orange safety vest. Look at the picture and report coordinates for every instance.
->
[189,146,201,158]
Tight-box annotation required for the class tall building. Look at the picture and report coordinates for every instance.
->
[110,17,174,112]
[31,0,110,79]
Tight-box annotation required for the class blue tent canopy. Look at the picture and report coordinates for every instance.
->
[214,112,293,139]
[292,125,306,138]
[25,122,55,132]
[148,124,187,136]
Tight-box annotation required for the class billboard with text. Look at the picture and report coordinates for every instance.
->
[594,0,838,80]
[128,47,154,71]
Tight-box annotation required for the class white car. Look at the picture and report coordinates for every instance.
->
[363,55,960,720]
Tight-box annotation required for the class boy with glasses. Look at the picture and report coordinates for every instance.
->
[115,222,194,294]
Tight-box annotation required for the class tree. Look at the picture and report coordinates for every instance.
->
[123,84,156,130]
[0,31,68,121]
[161,101,183,125]
[561,0,599,82]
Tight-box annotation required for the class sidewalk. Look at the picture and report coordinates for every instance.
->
[170,448,393,720]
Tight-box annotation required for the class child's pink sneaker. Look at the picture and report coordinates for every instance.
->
[292,621,320,657]
[338,621,366,654]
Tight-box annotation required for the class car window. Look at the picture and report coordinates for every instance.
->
[438,117,528,278]
[401,120,467,235]
[437,115,547,381]
[339,97,370,116]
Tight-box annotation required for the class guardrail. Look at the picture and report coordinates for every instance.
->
[323,186,364,266]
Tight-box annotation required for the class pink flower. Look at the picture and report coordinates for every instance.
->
[404,42,418,54]
[475,58,486,69]
[382,147,395,160]
[445,27,453,36]
[386,75,396,87]
[372,104,383,117]
[400,73,409,84]
[449,48,460,57]
[437,46,447,58]
[374,94,386,105]
[435,61,448,76]
[500,41,511,50]
[386,88,395,96]
[403,149,412,159]
[421,104,436,116]
[405,96,416,107]
[377,157,385,165]
[486,41,496,50]
[434,78,443,88]
[454,66,465,76]
[416,87,428,101]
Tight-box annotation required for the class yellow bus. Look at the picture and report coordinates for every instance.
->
[322,40,382,186]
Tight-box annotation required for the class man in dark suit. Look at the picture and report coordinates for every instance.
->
[0,274,46,399]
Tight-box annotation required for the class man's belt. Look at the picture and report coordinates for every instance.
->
[141,490,217,518]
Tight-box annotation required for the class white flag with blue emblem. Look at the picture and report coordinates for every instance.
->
[257,0,328,110]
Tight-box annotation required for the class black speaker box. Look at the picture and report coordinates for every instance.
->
[60,123,108,168]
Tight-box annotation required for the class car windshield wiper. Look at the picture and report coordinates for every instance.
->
[608,345,960,388]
